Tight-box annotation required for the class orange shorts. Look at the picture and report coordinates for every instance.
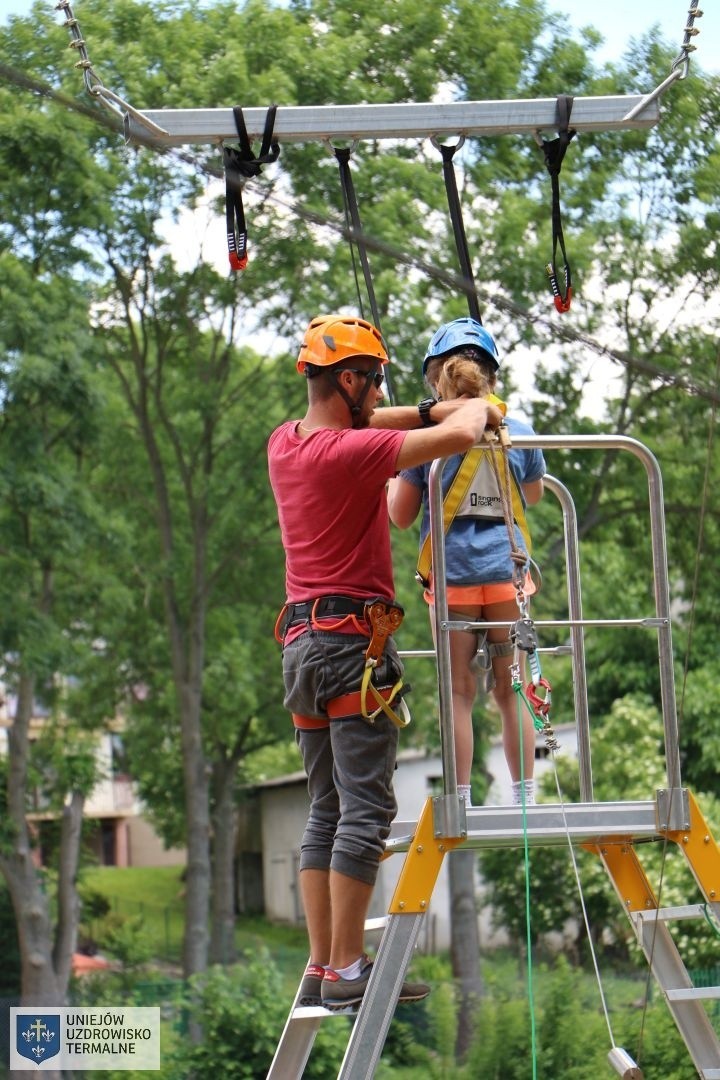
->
[424,572,536,607]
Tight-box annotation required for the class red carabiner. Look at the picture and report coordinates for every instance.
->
[229,251,248,271]
[525,677,552,718]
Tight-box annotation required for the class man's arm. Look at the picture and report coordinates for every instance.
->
[394,398,503,472]
[369,400,465,431]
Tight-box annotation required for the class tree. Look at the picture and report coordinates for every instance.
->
[2,0,718,1026]
[0,261,117,1036]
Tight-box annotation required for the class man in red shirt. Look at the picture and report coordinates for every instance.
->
[268,314,501,1010]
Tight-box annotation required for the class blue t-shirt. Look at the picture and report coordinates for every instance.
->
[400,415,546,585]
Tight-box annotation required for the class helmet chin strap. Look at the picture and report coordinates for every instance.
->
[326,369,374,428]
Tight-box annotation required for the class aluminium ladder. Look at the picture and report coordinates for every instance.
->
[267,434,720,1080]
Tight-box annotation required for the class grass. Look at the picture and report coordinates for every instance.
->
[79,866,309,978]
[79,865,186,963]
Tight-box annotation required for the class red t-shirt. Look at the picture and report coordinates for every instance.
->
[267,421,407,603]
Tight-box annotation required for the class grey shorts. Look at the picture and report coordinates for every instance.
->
[283,630,404,884]
[282,628,404,722]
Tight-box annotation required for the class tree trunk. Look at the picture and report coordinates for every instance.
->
[449,848,484,1061]
[1,670,64,1080]
[209,757,239,965]
[177,679,211,980]
[138,395,213,984]
[53,789,84,987]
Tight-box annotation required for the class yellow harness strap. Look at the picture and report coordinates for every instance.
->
[415,397,530,587]
[360,599,410,728]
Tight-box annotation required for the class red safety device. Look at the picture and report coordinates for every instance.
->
[525,677,552,719]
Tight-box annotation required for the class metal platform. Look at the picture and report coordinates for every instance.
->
[124,94,659,146]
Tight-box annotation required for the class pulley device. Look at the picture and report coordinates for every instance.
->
[510,607,558,754]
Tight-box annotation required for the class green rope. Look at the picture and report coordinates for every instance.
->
[702,902,720,939]
[514,683,547,733]
[515,681,538,1079]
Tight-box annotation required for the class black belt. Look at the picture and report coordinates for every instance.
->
[285,594,369,629]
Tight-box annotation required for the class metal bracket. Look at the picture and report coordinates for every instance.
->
[432,794,467,840]
[656,787,690,832]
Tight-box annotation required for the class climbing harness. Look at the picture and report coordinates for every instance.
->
[537,95,576,314]
[432,135,482,323]
[224,106,280,271]
[469,626,514,695]
[415,409,533,589]
[275,595,410,728]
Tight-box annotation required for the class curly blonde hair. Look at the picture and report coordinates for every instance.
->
[427,349,497,401]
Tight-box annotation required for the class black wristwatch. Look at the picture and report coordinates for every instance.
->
[418,398,437,427]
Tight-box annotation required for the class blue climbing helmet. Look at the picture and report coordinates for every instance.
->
[422,317,500,376]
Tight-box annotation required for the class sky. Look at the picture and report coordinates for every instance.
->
[0,0,717,73]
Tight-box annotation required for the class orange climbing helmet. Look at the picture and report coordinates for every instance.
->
[297,315,389,373]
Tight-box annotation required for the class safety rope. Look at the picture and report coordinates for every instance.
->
[333,145,397,405]
[486,423,530,590]
[432,135,483,324]
[623,0,704,122]
[512,626,628,1071]
[516,696,539,1079]
[536,95,576,313]
[55,0,169,137]
[224,106,280,271]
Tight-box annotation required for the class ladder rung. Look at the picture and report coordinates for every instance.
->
[665,987,720,1002]
[639,903,708,922]
[291,1004,359,1019]
[364,916,389,932]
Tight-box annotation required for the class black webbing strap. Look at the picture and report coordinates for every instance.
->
[333,146,396,405]
[540,95,576,313]
[224,105,280,271]
[437,138,482,324]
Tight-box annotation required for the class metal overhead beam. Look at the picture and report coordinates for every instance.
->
[124,94,659,146]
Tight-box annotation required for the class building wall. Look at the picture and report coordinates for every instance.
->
[126,815,186,868]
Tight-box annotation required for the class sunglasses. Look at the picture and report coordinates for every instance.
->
[342,368,384,389]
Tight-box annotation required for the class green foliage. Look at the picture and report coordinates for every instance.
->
[461,954,698,1079]
[182,952,348,1079]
